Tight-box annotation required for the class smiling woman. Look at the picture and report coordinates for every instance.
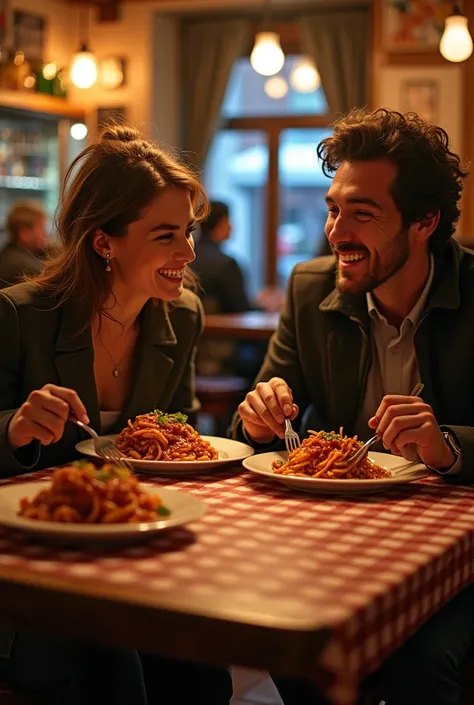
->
[0,124,233,705]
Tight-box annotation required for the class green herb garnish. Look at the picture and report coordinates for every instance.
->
[95,471,112,482]
[321,431,341,441]
[157,505,171,517]
[153,410,188,425]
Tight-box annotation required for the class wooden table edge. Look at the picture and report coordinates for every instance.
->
[0,566,332,677]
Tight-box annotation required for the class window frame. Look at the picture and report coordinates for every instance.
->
[218,22,331,286]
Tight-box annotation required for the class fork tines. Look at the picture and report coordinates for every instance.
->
[100,443,133,471]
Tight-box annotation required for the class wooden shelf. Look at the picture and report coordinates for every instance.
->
[0,90,85,120]
[0,175,48,191]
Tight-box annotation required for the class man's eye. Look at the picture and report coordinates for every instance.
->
[327,207,338,215]
[155,233,173,241]
[355,211,373,219]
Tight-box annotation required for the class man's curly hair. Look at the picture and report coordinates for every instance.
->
[317,108,469,249]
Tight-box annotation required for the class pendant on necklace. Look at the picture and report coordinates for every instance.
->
[113,367,121,378]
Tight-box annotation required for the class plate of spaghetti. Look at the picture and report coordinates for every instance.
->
[242,430,428,494]
[75,411,254,475]
[0,461,206,542]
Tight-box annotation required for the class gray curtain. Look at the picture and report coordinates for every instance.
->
[298,6,371,116]
[181,18,250,169]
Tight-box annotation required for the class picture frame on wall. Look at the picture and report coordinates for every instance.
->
[383,0,450,52]
[0,0,8,48]
[401,79,439,123]
[13,10,45,64]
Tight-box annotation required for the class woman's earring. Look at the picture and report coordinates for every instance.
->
[105,253,112,273]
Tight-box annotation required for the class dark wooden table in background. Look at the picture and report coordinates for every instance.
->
[203,312,278,341]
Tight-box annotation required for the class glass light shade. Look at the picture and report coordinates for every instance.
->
[290,58,321,93]
[23,75,36,89]
[264,76,288,99]
[100,57,124,89]
[42,62,57,80]
[70,123,88,140]
[250,31,285,76]
[70,50,98,89]
[439,14,473,63]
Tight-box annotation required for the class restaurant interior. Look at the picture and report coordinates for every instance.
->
[0,0,474,704]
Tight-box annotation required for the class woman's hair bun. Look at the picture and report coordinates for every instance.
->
[99,123,140,144]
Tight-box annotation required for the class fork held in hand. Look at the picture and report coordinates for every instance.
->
[345,382,425,469]
[284,418,301,453]
[69,416,134,472]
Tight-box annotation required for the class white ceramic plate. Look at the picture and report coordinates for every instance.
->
[242,451,429,494]
[0,482,206,543]
[75,435,254,475]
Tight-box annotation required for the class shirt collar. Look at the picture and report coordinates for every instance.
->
[366,254,435,327]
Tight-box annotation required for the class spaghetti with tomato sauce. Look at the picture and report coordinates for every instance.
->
[18,461,170,523]
[273,429,389,479]
[116,411,218,462]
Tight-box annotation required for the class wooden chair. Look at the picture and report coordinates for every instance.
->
[196,376,249,436]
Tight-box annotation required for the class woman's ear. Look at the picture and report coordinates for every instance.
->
[91,229,112,258]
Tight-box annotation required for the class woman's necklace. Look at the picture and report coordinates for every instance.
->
[98,337,133,378]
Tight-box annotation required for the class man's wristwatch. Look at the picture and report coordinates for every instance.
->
[428,430,463,474]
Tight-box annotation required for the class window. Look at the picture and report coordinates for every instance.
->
[204,53,332,295]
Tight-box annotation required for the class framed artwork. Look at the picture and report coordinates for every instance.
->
[383,0,451,52]
[97,106,127,130]
[401,78,439,122]
[13,10,45,63]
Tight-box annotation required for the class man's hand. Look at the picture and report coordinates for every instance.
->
[238,377,298,444]
[368,394,455,468]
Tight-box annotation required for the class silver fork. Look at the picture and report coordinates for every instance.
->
[69,416,134,471]
[284,418,301,453]
[344,381,425,470]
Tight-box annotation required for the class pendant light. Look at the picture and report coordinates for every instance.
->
[439,4,473,63]
[250,0,285,76]
[264,75,288,99]
[290,57,321,94]
[70,8,98,89]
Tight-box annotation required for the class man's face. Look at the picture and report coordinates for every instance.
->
[19,216,49,251]
[214,215,232,243]
[325,159,414,295]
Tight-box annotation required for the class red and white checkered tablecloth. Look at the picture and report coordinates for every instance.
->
[0,467,474,705]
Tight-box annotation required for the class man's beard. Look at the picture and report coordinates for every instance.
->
[335,228,410,295]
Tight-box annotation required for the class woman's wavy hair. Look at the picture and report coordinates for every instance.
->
[317,108,469,250]
[30,123,209,321]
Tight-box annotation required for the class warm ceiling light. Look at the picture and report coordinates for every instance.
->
[23,75,36,89]
[250,31,285,76]
[290,58,321,93]
[70,44,98,89]
[42,62,58,80]
[70,123,88,140]
[439,5,473,63]
[100,57,124,89]
[264,75,288,99]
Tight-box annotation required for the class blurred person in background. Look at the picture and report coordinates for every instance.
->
[192,200,282,379]
[0,201,50,288]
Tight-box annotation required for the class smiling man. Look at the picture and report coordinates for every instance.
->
[232,108,474,705]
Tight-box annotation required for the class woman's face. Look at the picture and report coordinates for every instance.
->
[106,186,196,303]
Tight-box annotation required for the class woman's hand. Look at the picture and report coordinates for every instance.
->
[369,394,455,468]
[238,377,298,444]
[8,384,89,450]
